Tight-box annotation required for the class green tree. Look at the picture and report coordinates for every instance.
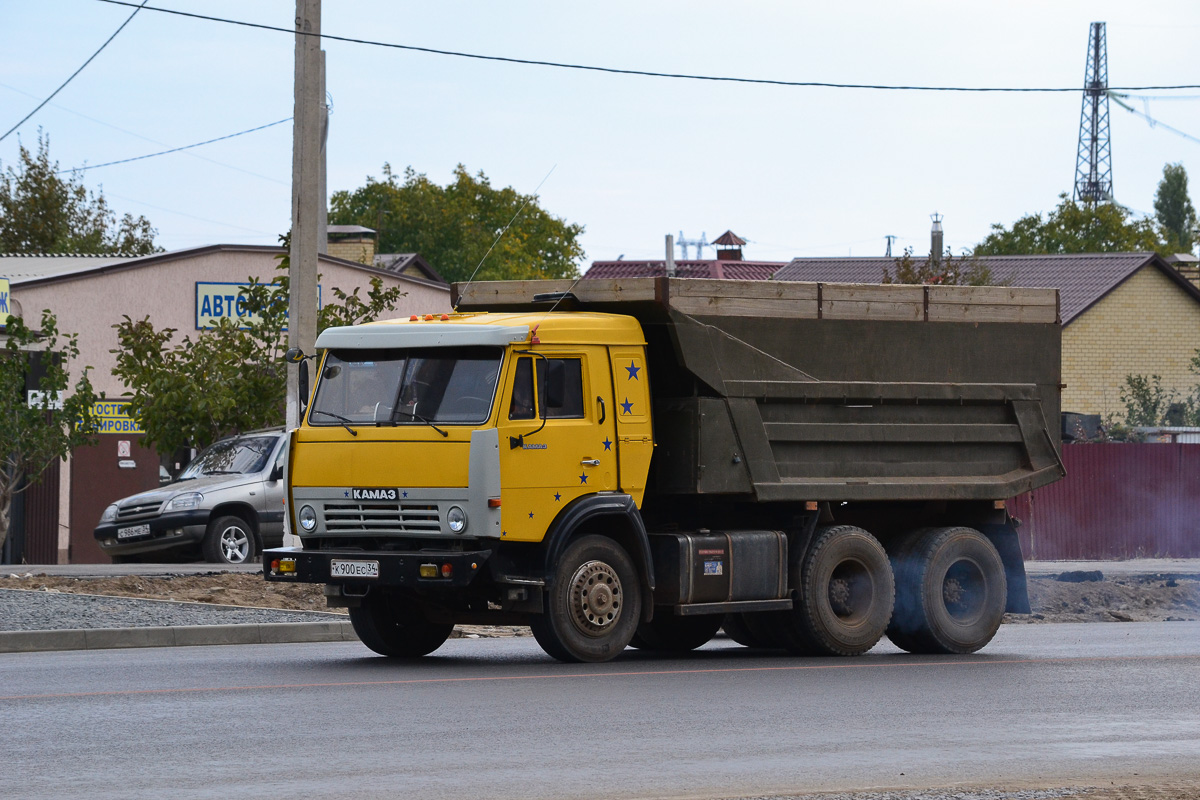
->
[112,252,406,454]
[973,193,1165,256]
[1,310,101,550]
[330,163,584,283]
[1153,163,1197,255]
[0,130,160,255]
[882,247,997,285]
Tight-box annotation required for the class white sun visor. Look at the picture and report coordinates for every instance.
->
[315,323,530,350]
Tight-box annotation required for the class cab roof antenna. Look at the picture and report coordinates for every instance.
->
[453,164,557,311]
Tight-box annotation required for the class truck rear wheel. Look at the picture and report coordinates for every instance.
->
[348,591,454,658]
[887,526,1007,654]
[631,613,723,651]
[530,535,642,663]
[781,525,894,656]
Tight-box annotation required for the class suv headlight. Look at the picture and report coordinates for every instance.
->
[100,504,118,523]
[168,492,203,511]
[446,506,467,533]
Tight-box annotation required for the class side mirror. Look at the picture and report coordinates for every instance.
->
[269,463,284,482]
[299,360,310,413]
[284,347,307,364]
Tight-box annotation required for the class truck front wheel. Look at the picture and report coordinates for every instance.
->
[781,525,895,656]
[348,591,454,658]
[887,527,1007,654]
[531,535,642,663]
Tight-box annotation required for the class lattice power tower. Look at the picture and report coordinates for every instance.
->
[1073,22,1112,203]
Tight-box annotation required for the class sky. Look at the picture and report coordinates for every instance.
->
[3,1,1200,267]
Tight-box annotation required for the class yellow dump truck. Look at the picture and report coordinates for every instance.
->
[264,278,1064,663]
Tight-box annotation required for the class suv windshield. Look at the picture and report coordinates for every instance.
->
[179,435,278,479]
[310,346,503,427]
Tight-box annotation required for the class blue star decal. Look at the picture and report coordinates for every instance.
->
[579,473,589,484]
[402,490,408,498]
[626,360,640,380]
[554,492,561,502]
[602,437,612,451]
[528,511,535,519]
[343,490,350,498]
[621,397,634,415]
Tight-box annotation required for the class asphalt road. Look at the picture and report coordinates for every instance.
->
[3,622,1199,800]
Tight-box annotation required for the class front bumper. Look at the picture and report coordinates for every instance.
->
[93,511,209,556]
[263,546,494,588]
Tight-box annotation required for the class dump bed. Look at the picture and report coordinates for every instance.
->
[453,278,1064,502]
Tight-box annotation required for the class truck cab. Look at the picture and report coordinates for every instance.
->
[266,310,657,662]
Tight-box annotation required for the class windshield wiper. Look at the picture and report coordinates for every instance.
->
[310,409,359,437]
[391,409,449,437]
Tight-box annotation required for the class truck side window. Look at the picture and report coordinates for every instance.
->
[508,357,584,420]
[538,358,584,419]
[509,358,535,420]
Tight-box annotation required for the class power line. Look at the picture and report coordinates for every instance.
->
[56,118,292,174]
[1109,92,1200,147]
[94,0,1200,94]
[0,82,289,186]
[1,1,148,142]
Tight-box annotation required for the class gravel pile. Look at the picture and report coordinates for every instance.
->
[0,588,341,632]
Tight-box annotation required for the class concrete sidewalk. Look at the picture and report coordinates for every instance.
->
[0,620,358,654]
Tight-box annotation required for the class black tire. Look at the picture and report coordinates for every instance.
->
[631,613,723,651]
[348,591,454,658]
[780,525,894,656]
[721,613,775,648]
[883,529,934,654]
[530,535,642,663]
[886,526,1007,655]
[201,515,256,564]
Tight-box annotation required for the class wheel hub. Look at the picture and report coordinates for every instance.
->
[568,560,623,636]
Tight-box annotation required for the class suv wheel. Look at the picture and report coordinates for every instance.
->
[202,516,256,564]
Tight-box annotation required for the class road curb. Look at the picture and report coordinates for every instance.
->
[0,621,358,654]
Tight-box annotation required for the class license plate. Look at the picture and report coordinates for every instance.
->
[330,559,379,578]
[117,524,151,540]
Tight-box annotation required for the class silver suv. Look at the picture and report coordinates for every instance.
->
[93,430,287,564]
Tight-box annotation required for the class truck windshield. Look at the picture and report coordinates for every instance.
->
[179,435,278,479]
[310,346,503,427]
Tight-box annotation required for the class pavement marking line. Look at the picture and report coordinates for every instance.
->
[2,652,1197,702]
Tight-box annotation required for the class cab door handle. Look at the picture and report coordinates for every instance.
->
[580,459,600,466]
[597,396,605,424]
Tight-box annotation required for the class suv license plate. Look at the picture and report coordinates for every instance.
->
[330,559,379,579]
[117,524,151,540]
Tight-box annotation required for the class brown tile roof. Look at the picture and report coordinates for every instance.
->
[585,260,783,281]
[711,230,747,246]
[773,252,1200,324]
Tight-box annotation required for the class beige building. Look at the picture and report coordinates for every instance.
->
[774,252,1200,420]
[1,244,451,564]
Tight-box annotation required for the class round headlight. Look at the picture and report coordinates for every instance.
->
[298,505,317,531]
[100,504,118,523]
[446,506,467,533]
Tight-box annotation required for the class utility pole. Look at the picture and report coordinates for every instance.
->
[884,235,897,258]
[289,0,322,428]
[285,0,322,545]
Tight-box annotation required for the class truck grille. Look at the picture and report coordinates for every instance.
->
[322,502,441,535]
[116,501,163,521]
